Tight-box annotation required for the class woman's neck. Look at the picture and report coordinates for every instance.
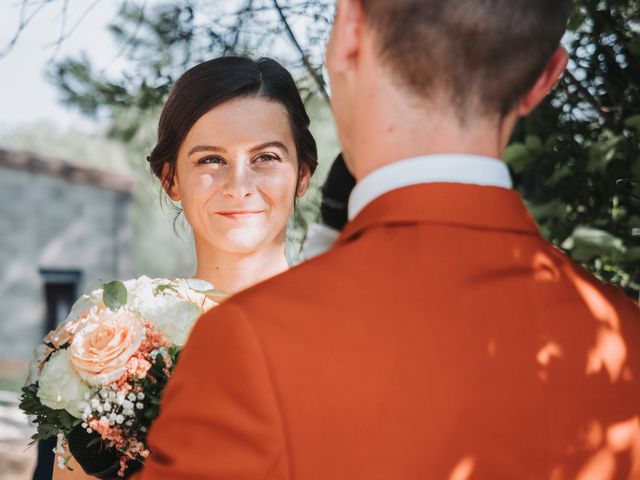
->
[193,240,290,295]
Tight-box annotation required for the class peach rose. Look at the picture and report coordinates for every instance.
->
[68,307,145,385]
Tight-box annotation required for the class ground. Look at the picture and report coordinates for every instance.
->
[0,360,36,480]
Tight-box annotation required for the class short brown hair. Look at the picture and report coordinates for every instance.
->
[361,0,572,116]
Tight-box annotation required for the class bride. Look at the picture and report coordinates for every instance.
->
[52,55,317,479]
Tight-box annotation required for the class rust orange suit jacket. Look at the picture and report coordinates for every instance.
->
[138,183,640,479]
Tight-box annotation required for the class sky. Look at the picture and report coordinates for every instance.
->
[0,0,124,133]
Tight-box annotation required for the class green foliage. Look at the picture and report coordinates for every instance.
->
[137,346,180,443]
[103,280,128,310]
[506,0,640,297]
[19,383,82,444]
[48,0,639,296]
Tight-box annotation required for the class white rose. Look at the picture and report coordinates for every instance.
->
[139,296,202,346]
[127,277,169,313]
[123,276,155,299]
[65,291,103,324]
[37,350,92,417]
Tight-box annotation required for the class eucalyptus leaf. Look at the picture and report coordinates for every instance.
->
[103,280,128,310]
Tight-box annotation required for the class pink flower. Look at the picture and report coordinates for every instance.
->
[68,307,145,385]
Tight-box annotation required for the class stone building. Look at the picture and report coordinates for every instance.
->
[0,148,133,367]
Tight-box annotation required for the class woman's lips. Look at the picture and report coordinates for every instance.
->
[215,210,265,219]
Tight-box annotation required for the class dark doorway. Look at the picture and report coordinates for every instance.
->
[32,269,82,480]
[39,270,82,335]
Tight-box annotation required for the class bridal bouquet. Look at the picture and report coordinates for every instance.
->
[20,276,219,478]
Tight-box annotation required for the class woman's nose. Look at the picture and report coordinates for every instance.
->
[222,163,254,199]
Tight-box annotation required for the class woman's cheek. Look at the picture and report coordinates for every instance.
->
[258,167,298,210]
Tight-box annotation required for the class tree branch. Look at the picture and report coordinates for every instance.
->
[0,0,55,59]
[272,0,330,104]
[563,68,616,130]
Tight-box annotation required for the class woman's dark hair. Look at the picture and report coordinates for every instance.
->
[320,153,355,231]
[148,56,318,194]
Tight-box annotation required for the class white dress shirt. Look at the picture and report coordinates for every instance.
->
[300,223,342,260]
[301,154,513,259]
[348,154,513,220]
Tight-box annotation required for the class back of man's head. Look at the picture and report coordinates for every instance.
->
[361,0,572,117]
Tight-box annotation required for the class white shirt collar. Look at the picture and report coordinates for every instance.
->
[348,154,513,220]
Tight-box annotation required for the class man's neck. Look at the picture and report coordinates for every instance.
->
[347,86,517,181]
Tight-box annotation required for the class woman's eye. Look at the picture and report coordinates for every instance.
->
[256,154,280,163]
[199,156,224,165]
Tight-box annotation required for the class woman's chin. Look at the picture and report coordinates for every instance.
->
[216,230,275,255]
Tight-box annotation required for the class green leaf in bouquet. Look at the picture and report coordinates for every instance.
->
[154,283,179,296]
[103,280,128,310]
[20,383,42,416]
[37,423,59,440]
[144,409,157,419]
[59,410,73,429]
[86,436,103,448]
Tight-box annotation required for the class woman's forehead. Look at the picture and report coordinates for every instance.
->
[184,97,294,148]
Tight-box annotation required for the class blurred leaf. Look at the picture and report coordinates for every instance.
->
[525,135,543,153]
[527,201,567,222]
[629,35,640,56]
[622,247,640,262]
[624,114,640,129]
[563,226,627,262]
[503,143,532,173]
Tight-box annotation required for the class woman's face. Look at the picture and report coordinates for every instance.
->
[170,96,309,255]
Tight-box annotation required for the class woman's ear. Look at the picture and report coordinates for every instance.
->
[296,164,312,197]
[161,163,181,201]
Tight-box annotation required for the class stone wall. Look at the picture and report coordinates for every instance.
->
[0,150,133,362]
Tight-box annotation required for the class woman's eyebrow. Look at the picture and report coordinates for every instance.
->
[250,141,289,154]
[188,145,226,156]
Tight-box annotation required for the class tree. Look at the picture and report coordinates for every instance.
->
[4,0,639,296]
[506,0,640,297]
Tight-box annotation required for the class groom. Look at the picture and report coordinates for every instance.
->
[139,0,640,478]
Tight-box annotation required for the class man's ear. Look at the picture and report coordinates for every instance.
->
[517,46,569,116]
[296,165,312,198]
[325,0,366,76]
[161,163,181,201]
